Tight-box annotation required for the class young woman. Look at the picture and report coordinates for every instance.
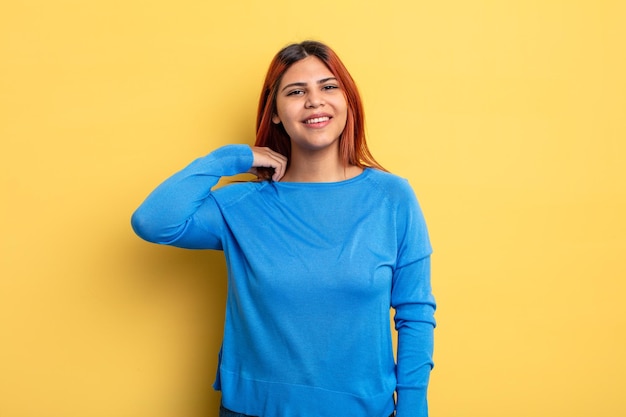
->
[131,40,435,417]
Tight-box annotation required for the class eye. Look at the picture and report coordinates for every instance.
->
[322,84,339,91]
[286,89,305,96]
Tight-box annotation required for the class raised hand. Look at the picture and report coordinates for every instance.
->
[249,146,288,182]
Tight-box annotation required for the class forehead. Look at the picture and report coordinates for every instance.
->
[279,56,334,86]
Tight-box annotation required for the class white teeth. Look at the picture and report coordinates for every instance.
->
[305,116,330,124]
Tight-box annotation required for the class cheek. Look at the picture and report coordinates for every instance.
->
[274,102,296,124]
[337,103,349,128]
[335,97,348,118]
[276,110,300,137]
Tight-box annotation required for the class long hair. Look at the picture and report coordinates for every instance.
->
[255,40,385,180]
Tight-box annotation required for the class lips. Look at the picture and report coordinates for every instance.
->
[303,114,332,125]
[305,116,330,124]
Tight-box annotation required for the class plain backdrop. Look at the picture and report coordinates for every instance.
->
[1,1,625,416]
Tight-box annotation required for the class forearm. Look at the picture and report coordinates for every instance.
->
[131,144,253,246]
[395,318,435,417]
[393,256,436,417]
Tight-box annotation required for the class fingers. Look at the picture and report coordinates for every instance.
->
[250,146,288,182]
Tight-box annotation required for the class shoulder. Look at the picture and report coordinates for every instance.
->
[366,170,432,256]
[364,168,418,203]
[211,180,268,208]
[365,169,428,229]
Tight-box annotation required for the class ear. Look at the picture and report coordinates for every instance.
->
[272,114,281,124]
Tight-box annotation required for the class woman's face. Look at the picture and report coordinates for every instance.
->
[272,56,348,155]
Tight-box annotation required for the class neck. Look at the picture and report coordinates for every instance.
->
[282,147,362,183]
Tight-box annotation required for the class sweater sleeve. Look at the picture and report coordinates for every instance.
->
[391,181,436,417]
[130,144,254,249]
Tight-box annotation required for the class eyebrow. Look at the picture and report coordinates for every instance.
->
[281,77,337,92]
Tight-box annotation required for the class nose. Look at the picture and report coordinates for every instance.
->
[305,91,324,108]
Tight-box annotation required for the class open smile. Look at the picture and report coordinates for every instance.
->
[303,114,332,127]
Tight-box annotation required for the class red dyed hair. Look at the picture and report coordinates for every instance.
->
[255,40,385,180]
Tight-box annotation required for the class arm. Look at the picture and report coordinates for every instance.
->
[391,182,436,417]
[130,145,286,249]
[393,256,435,417]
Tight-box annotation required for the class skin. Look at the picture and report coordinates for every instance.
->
[250,56,362,183]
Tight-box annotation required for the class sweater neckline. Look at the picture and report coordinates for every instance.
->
[273,167,372,187]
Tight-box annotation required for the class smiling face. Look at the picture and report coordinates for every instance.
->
[272,56,348,156]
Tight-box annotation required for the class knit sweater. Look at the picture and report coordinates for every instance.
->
[131,145,436,417]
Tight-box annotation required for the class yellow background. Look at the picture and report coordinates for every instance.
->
[2,1,625,416]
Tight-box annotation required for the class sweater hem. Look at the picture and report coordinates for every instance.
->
[217,367,395,417]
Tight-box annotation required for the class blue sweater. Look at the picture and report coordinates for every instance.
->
[131,145,436,417]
